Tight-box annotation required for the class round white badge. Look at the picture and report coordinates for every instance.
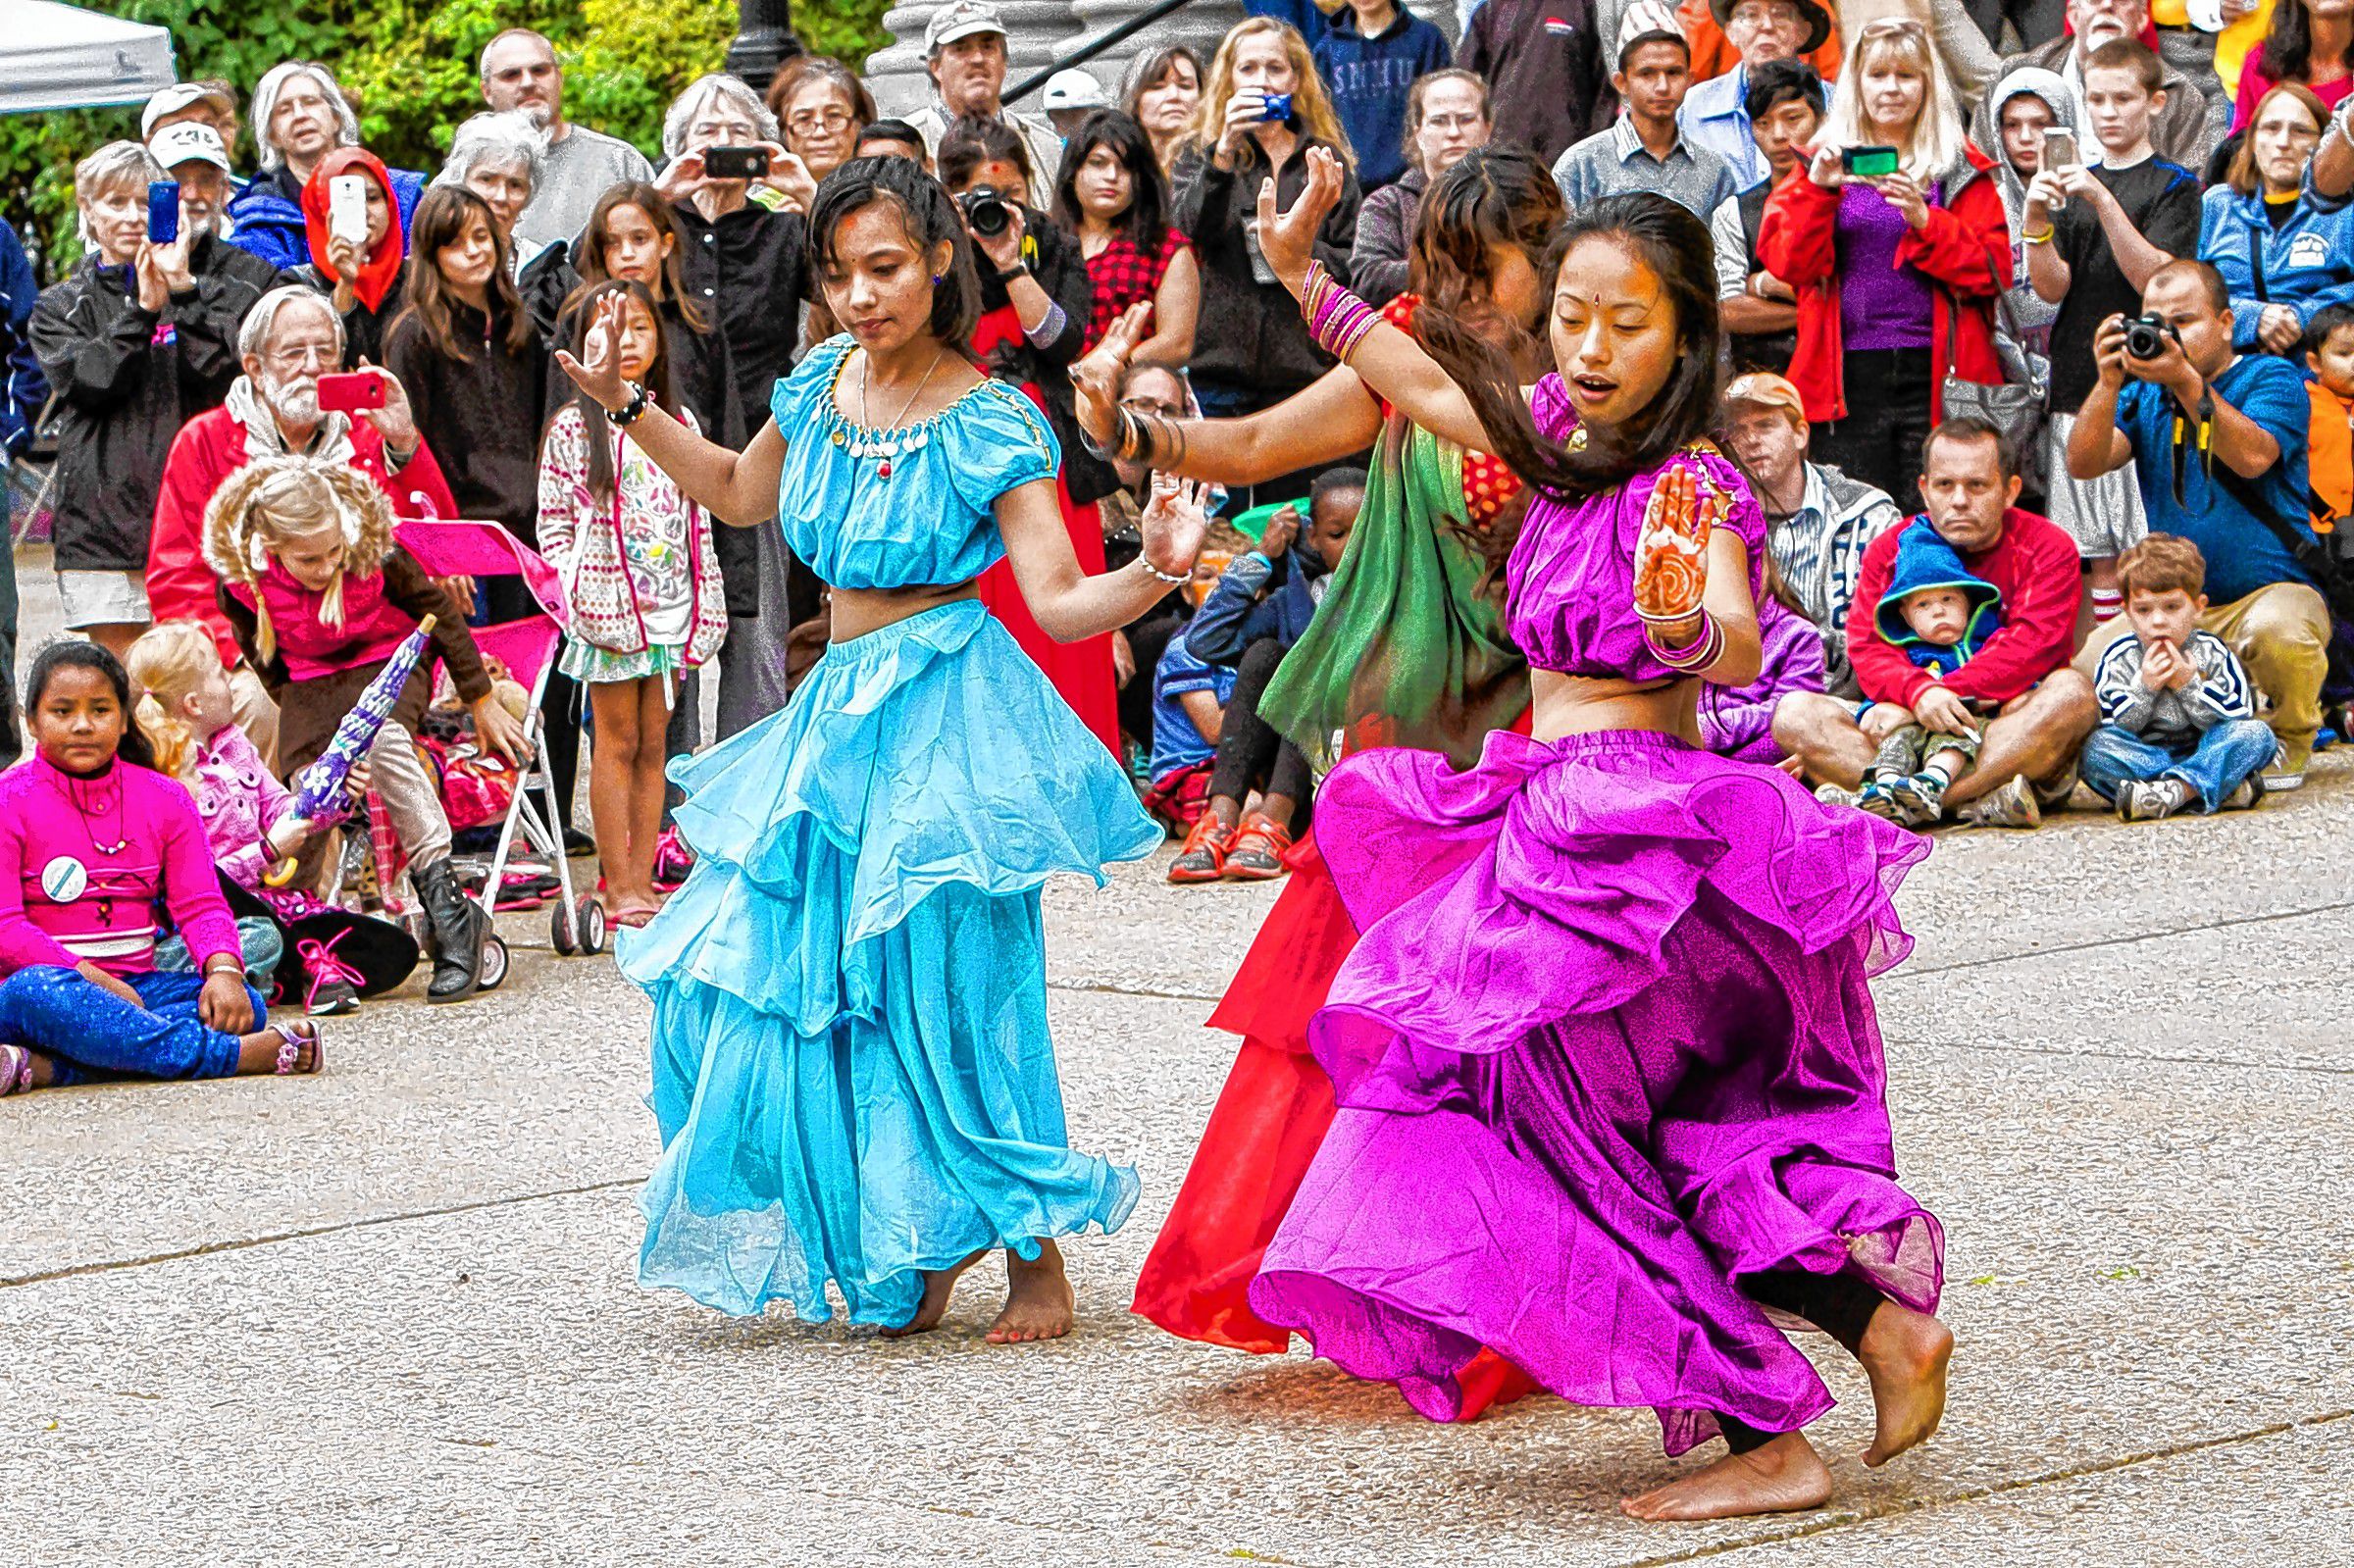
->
[39,855,88,904]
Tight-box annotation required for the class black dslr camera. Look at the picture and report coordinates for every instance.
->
[958,184,1013,239]
[2122,314,2180,360]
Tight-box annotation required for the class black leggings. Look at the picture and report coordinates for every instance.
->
[1808,347,1934,512]
[1716,1270,1888,1454]
[1207,636,1312,822]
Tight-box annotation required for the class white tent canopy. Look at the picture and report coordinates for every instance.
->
[0,0,176,115]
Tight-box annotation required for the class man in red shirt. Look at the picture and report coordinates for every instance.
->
[1773,418,2098,827]
[147,285,456,766]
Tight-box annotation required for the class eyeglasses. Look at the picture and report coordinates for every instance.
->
[790,108,852,134]
[265,342,337,372]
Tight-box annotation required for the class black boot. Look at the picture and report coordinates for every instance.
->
[412,857,486,1004]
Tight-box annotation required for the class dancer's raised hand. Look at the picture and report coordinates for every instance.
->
[1254,144,1346,296]
[555,292,630,411]
[1070,301,1150,450]
[1632,464,1725,632]
[1140,471,1208,581]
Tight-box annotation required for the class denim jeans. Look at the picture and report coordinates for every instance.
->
[2078,720,2279,813]
[155,915,284,990]
[0,967,266,1085]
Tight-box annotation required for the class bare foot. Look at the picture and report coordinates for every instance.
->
[880,1248,986,1339]
[234,1023,320,1075]
[1619,1431,1834,1522]
[1857,1300,1954,1466]
[986,1240,1076,1344]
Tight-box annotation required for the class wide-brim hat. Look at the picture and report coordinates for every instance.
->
[1710,0,1834,59]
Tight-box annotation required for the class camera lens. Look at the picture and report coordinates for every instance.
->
[961,186,1010,238]
[2124,318,2166,359]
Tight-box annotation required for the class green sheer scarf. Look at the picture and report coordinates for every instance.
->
[1259,416,1530,773]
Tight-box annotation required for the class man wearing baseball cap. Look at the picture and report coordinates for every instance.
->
[146,123,238,240]
[1719,372,1906,696]
[1679,0,1831,189]
[905,1,1062,191]
[142,80,240,154]
[1040,67,1107,140]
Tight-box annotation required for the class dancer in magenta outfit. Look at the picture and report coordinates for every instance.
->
[1100,159,1955,1520]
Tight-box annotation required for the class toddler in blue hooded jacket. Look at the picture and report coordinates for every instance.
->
[1826,520,2005,824]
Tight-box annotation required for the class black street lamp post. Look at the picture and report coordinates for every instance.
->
[728,0,803,95]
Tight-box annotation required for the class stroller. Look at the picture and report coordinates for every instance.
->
[393,520,606,986]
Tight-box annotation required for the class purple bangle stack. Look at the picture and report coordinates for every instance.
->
[1646,610,1724,673]
[1303,261,1380,362]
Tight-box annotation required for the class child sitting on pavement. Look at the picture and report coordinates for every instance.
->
[1142,545,1237,832]
[1168,468,1364,883]
[2306,304,2354,532]
[2085,533,2279,820]
[1820,522,2004,825]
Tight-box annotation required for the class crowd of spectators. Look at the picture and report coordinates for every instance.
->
[1,0,2349,1014]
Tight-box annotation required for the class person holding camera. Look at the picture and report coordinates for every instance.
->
[1171,17,1362,425]
[936,116,1123,756]
[1760,17,2013,506]
[652,73,818,736]
[2067,258,2328,786]
[2021,37,2203,623]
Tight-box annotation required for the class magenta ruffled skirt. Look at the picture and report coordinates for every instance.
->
[1247,730,1943,1455]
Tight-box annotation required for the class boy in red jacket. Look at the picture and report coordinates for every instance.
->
[1772,419,2100,827]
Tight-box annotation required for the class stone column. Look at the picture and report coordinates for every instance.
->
[864,1,1085,117]
[1061,0,1245,103]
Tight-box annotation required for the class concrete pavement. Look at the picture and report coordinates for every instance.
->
[4,549,2351,1564]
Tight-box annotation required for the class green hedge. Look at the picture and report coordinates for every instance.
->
[0,0,893,274]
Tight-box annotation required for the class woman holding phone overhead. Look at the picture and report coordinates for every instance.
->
[1759,16,2010,505]
[295,148,407,367]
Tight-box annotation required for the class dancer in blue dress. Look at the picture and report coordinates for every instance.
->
[555,158,1207,1340]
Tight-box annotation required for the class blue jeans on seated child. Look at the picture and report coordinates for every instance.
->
[2079,719,2279,813]
[0,967,266,1085]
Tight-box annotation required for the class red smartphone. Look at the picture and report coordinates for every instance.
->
[317,372,386,413]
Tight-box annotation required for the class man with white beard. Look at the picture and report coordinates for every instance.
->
[481,27,654,251]
[142,285,459,764]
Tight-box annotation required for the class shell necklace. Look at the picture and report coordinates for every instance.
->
[846,345,947,480]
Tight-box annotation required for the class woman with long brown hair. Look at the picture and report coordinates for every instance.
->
[384,184,582,841]
[1121,44,1204,174]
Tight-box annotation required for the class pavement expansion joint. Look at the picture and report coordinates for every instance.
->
[1607,1408,2354,1567]
[0,1177,640,1290]
[1897,895,2354,980]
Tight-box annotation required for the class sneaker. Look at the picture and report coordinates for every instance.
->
[1853,779,1908,822]
[1958,773,2043,830]
[2222,773,2269,812]
[1168,813,1237,884]
[1814,783,1864,808]
[562,826,597,858]
[2116,780,2191,822]
[1223,812,1295,880]
[1886,769,1952,824]
[305,976,361,1017]
[651,827,695,890]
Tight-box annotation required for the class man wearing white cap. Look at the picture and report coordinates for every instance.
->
[147,123,237,240]
[906,2,1063,189]
[1040,67,1108,139]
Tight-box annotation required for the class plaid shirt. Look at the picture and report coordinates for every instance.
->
[1081,227,1192,351]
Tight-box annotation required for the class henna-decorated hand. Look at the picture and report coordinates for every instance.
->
[1632,463,1725,630]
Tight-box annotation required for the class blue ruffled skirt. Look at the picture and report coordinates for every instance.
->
[618,598,1158,1324]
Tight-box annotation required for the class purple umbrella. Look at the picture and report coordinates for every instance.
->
[290,614,437,820]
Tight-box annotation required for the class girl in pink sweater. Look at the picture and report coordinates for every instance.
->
[0,643,322,1094]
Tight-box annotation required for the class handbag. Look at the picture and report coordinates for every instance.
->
[1938,237,2048,486]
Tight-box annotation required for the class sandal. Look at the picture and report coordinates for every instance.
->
[1167,813,1237,884]
[273,1020,325,1077]
[1,1043,35,1096]
[1222,812,1295,881]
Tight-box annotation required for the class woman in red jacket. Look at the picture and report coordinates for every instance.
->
[1759,16,2009,507]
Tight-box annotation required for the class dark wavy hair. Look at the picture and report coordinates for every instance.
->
[1418,193,1721,500]
[1050,109,1168,255]
[2263,0,2354,86]
[936,112,1034,198]
[1407,146,1562,331]
[570,181,707,334]
[25,640,157,772]
[805,155,982,354]
[394,184,535,361]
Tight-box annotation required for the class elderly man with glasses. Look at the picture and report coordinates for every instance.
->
[479,27,654,251]
[143,286,459,763]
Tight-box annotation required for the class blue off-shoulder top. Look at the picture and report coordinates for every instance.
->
[769,334,1061,590]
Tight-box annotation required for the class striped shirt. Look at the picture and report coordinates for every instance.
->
[2093,630,2257,750]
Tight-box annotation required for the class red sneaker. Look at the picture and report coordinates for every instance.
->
[1168,813,1237,884]
[1222,812,1294,881]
